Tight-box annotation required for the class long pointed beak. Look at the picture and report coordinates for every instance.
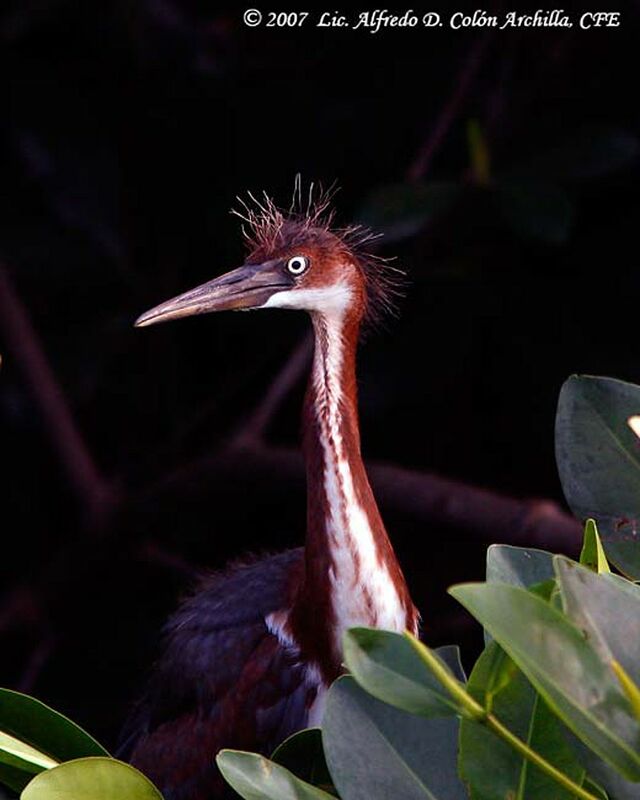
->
[135,260,292,328]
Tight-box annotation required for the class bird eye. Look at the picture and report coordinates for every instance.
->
[286,255,308,275]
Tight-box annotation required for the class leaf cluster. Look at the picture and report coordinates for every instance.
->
[2,374,640,799]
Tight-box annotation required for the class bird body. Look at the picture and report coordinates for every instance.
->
[123,189,418,799]
[120,549,311,799]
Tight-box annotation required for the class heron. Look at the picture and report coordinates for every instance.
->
[120,187,419,799]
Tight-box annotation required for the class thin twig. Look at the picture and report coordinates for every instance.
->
[229,331,313,447]
[408,32,492,182]
[484,35,515,138]
[0,263,118,524]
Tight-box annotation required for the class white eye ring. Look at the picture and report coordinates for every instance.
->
[287,255,308,275]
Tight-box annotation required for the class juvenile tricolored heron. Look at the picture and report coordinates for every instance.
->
[121,188,419,799]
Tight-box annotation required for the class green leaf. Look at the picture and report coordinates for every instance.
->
[0,761,31,795]
[272,729,335,796]
[0,689,108,764]
[460,641,595,799]
[583,777,610,799]
[605,572,640,599]
[342,629,464,718]
[612,661,640,723]
[556,374,640,578]
[554,557,640,690]
[322,676,467,800]
[450,582,640,780]
[216,750,334,800]
[580,520,611,573]
[495,180,574,244]
[434,644,467,683]
[357,181,460,242]
[0,731,57,787]
[486,545,555,588]
[484,546,557,645]
[20,758,163,800]
[569,732,636,800]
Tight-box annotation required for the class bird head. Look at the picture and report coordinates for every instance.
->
[135,186,401,329]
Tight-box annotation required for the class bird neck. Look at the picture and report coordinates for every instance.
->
[287,307,417,681]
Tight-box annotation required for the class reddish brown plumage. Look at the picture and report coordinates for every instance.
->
[233,183,404,326]
[288,314,418,681]
[122,186,418,799]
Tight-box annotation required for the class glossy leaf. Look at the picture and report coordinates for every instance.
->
[21,758,163,800]
[555,557,640,797]
[570,734,638,800]
[217,750,334,800]
[605,572,640,599]
[583,777,609,799]
[612,661,640,722]
[0,689,108,764]
[580,519,611,573]
[0,731,58,784]
[460,641,594,799]
[555,557,640,687]
[342,629,464,717]
[272,729,335,796]
[556,374,640,578]
[484,545,557,645]
[486,544,555,588]
[434,644,467,683]
[450,582,640,780]
[358,181,460,242]
[322,676,467,800]
[0,761,32,794]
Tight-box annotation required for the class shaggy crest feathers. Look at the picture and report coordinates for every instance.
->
[231,179,404,327]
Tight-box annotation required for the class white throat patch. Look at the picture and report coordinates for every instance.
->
[261,284,352,315]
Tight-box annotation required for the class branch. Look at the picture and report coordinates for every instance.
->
[0,262,118,524]
[145,442,582,555]
[229,331,313,447]
[407,32,492,182]
[0,439,580,644]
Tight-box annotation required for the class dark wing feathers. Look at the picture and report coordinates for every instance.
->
[173,548,303,629]
[119,548,312,800]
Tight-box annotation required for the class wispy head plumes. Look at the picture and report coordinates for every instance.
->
[231,177,338,253]
[231,178,405,328]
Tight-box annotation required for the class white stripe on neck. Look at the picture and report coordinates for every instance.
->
[311,304,407,655]
[264,281,407,722]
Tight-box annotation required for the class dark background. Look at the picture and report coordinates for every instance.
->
[0,1,638,750]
